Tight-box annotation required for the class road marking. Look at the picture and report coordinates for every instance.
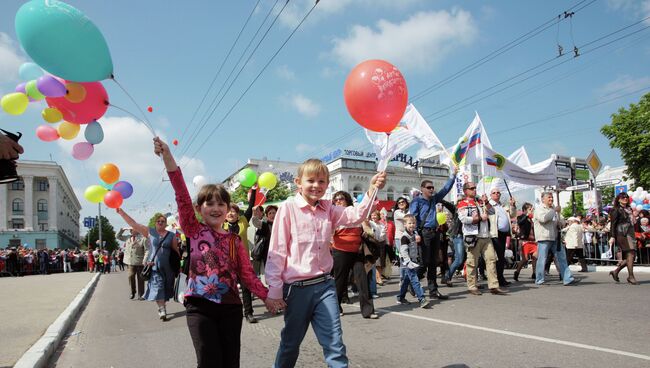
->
[345,304,650,362]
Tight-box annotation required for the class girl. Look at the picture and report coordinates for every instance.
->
[153,137,271,367]
[264,159,386,368]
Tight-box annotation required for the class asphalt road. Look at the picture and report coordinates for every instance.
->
[49,268,650,368]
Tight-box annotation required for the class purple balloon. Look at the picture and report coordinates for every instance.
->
[113,181,133,199]
[36,75,66,97]
[72,142,94,160]
[15,82,35,102]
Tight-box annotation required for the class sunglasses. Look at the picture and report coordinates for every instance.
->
[467,187,477,190]
[398,201,406,204]
[491,191,501,195]
[424,186,435,190]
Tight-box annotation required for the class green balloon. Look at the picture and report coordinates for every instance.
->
[238,168,257,187]
[25,80,45,100]
[84,185,108,204]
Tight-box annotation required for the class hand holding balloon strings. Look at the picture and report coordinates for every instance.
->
[154,137,178,172]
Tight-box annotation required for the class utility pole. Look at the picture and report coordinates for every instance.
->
[98,203,102,250]
[570,157,577,216]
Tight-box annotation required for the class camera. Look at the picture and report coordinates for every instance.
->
[0,129,22,184]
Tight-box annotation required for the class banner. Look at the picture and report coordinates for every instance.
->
[481,145,557,186]
[478,146,536,195]
[365,104,447,171]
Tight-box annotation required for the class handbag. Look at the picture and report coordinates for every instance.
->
[463,235,478,248]
[174,240,191,304]
[142,232,171,281]
[361,232,381,263]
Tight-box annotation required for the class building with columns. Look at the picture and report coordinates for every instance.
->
[223,149,454,209]
[0,160,81,249]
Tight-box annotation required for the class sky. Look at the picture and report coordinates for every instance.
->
[1,0,649,234]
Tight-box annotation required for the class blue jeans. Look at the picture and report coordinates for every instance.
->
[536,240,574,285]
[369,265,377,296]
[446,235,465,280]
[274,279,348,368]
[398,267,425,301]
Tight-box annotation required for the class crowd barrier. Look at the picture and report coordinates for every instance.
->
[0,254,89,277]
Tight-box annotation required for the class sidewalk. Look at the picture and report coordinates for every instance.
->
[0,272,96,368]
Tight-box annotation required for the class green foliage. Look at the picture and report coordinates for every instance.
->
[601,92,650,188]
[600,185,615,207]
[83,215,118,251]
[231,184,293,205]
[562,191,584,218]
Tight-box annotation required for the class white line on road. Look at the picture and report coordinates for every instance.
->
[372,307,650,362]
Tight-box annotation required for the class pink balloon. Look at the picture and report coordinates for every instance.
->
[35,125,59,142]
[72,142,94,160]
[45,81,109,124]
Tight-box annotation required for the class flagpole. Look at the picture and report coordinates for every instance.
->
[503,179,513,198]
[367,133,390,218]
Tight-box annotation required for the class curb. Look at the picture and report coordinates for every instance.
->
[565,264,650,273]
[14,272,101,368]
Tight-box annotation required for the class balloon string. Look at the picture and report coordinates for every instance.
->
[108,102,156,137]
[110,76,156,136]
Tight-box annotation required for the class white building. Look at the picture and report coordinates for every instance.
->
[223,149,454,210]
[0,160,81,249]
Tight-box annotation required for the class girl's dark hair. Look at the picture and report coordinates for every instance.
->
[522,202,533,212]
[196,184,231,208]
[333,191,353,207]
[393,197,409,212]
[613,192,630,208]
[639,210,650,218]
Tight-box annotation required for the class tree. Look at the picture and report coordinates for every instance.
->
[562,191,584,218]
[601,92,650,188]
[84,215,118,251]
[600,185,615,207]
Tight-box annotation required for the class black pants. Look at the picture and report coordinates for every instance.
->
[241,285,253,316]
[331,249,374,318]
[185,297,243,368]
[419,228,441,292]
[492,231,509,285]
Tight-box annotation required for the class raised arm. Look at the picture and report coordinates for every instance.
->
[244,186,258,222]
[332,171,387,227]
[115,208,149,238]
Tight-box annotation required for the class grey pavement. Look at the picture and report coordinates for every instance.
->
[47,266,650,368]
[0,272,94,368]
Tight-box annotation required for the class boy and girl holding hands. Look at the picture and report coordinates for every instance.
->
[152,136,386,367]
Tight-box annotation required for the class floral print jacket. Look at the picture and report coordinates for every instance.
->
[169,168,268,305]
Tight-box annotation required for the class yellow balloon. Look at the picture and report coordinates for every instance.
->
[1,92,29,115]
[58,121,80,140]
[84,185,108,204]
[436,212,447,225]
[42,107,63,123]
[258,172,277,190]
[65,82,86,103]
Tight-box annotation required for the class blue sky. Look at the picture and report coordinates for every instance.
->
[1,0,649,232]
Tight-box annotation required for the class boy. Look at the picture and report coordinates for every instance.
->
[396,214,430,309]
[265,158,386,368]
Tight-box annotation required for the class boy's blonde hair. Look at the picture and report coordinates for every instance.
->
[297,158,329,181]
[403,214,416,223]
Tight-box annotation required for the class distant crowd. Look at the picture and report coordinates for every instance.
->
[0,246,125,276]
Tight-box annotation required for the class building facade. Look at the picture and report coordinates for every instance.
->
[0,160,81,249]
[223,149,453,206]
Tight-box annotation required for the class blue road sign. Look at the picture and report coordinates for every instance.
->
[83,217,96,229]
[615,185,628,195]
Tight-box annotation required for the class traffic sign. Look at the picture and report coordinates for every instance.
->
[586,150,602,177]
[615,185,628,195]
[595,178,621,188]
[83,217,96,229]
[565,184,591,191]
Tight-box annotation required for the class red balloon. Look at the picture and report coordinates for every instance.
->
[147,106,153,113]
[46,81,109,124]
[248,189,266,207]
[172,139,178,146]
[644,199,649,204]
[343,60,408,133]
[103,190,124,209]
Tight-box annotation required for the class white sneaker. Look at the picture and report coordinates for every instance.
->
[158,308,167,321]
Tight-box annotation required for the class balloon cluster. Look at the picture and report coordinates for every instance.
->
[630,187,650,211]
[84,163,133,209]
[0,1,114,161]
[237,168,278,206]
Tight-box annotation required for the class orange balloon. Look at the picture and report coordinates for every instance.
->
[172,139,178,146]
[99,163,120,184]
[65,82,87,103]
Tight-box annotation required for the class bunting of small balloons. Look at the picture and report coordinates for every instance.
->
[84,163,134,209]
[630,187,650,211]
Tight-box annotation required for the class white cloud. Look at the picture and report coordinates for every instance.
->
[607,0,650,22]
[278,0,424,28]
[295,143,311,153]
[275,65,296,80]
[330,9,478,72]
[597,75,650,100]
[0,33,25,84]
[287,93,321,118]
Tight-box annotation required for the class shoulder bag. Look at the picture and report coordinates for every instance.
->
[142,232,171,281]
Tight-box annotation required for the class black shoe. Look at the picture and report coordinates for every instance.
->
[499,281,511,287]
[430,290,449,300]
[245,314,258,324]
[513,271,520,282]
[129,293,135,300]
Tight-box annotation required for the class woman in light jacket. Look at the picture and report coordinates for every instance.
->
[562,217,588,272]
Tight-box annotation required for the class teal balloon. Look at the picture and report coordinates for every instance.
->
[84,121,104,144]
[99,180,114,190]
[15,0,113,82]
[18,62,43,80]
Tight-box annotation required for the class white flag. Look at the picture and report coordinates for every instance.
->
[448,112,492,168]
[365,104,447,171]
[481,145,557,186]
